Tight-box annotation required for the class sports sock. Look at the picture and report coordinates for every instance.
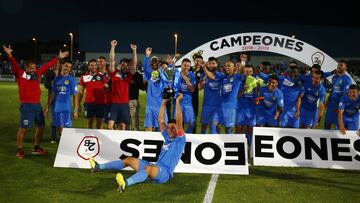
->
[125,169,148,187]
[98,160,124,170]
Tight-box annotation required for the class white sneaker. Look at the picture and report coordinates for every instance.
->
[51,140,57,144]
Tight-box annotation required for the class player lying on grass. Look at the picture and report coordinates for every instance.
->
[89,93,186,192]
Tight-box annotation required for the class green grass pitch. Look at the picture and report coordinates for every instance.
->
[0,81,359,202]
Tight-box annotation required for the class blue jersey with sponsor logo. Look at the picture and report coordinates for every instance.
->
[329,74,352,104]
[144,57,170,108]
[51,74,78,112]
[258,86,284,115]
[215,72,242,109]
[173,70,196,105]
[300,80,326,111]
[278,76,302,111]
[157,130,186,177]
[202,71,222,107]
[339,95,360,121]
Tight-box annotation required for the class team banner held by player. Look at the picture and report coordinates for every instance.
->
[253,127,360,170]
[54,128,249,175]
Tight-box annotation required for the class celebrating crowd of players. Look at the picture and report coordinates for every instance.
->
[2,40,360,159]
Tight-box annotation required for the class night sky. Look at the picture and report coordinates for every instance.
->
[1,0,360,42]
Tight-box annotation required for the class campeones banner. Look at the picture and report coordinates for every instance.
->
[175,32,338,73]
[253,127,360,170]
[54,128,249,175]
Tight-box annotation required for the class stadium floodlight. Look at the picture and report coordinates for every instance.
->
[174,33,178,56]
[69,33,74,62]
[33,38,37,62]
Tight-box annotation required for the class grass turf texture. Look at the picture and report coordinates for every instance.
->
[0,81,359,202]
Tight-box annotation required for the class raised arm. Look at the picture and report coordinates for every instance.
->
[158,99,168,132]
[175,93,184,132]
[2,45,21,76]
[109,40,118,73]
[144,47,152,80]
[37,50,68,76]
[130,44,137,75]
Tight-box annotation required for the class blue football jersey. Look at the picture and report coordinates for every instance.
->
[157,130,186,177]
[52,74,78,112]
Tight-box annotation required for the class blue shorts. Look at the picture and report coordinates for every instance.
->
[280,110,300,128]
[256,114,278,127]
[85,103,106,119]
[52,111,72,127]
[110,103,130,124]
[144,106,168,128]
[325,102,339,126]
[173,103,195,124]
[220,107,236,127]
[138,159,170,184]
[201,106,220,124]
[342,116,359,131]
[19,103,45,128]
[236,107,256,126]
[300,107,318,128]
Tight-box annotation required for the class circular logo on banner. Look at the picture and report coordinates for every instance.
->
[311,51,325,66]
[77,136,100,160]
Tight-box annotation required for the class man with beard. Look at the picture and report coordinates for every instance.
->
[173,58,196,133]
[325,60,352,129]
[297,70,326,129]
[198,57,221,134]
[202,61,242,134]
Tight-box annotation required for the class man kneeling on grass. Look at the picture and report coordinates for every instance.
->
[89,93,186,192]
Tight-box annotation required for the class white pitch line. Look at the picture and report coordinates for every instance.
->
[203,174,219,203]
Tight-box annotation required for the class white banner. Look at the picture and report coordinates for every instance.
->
[176,32,337,71]
[54,128,249,175]
[253,127,360,170]
[175,32,354,82]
